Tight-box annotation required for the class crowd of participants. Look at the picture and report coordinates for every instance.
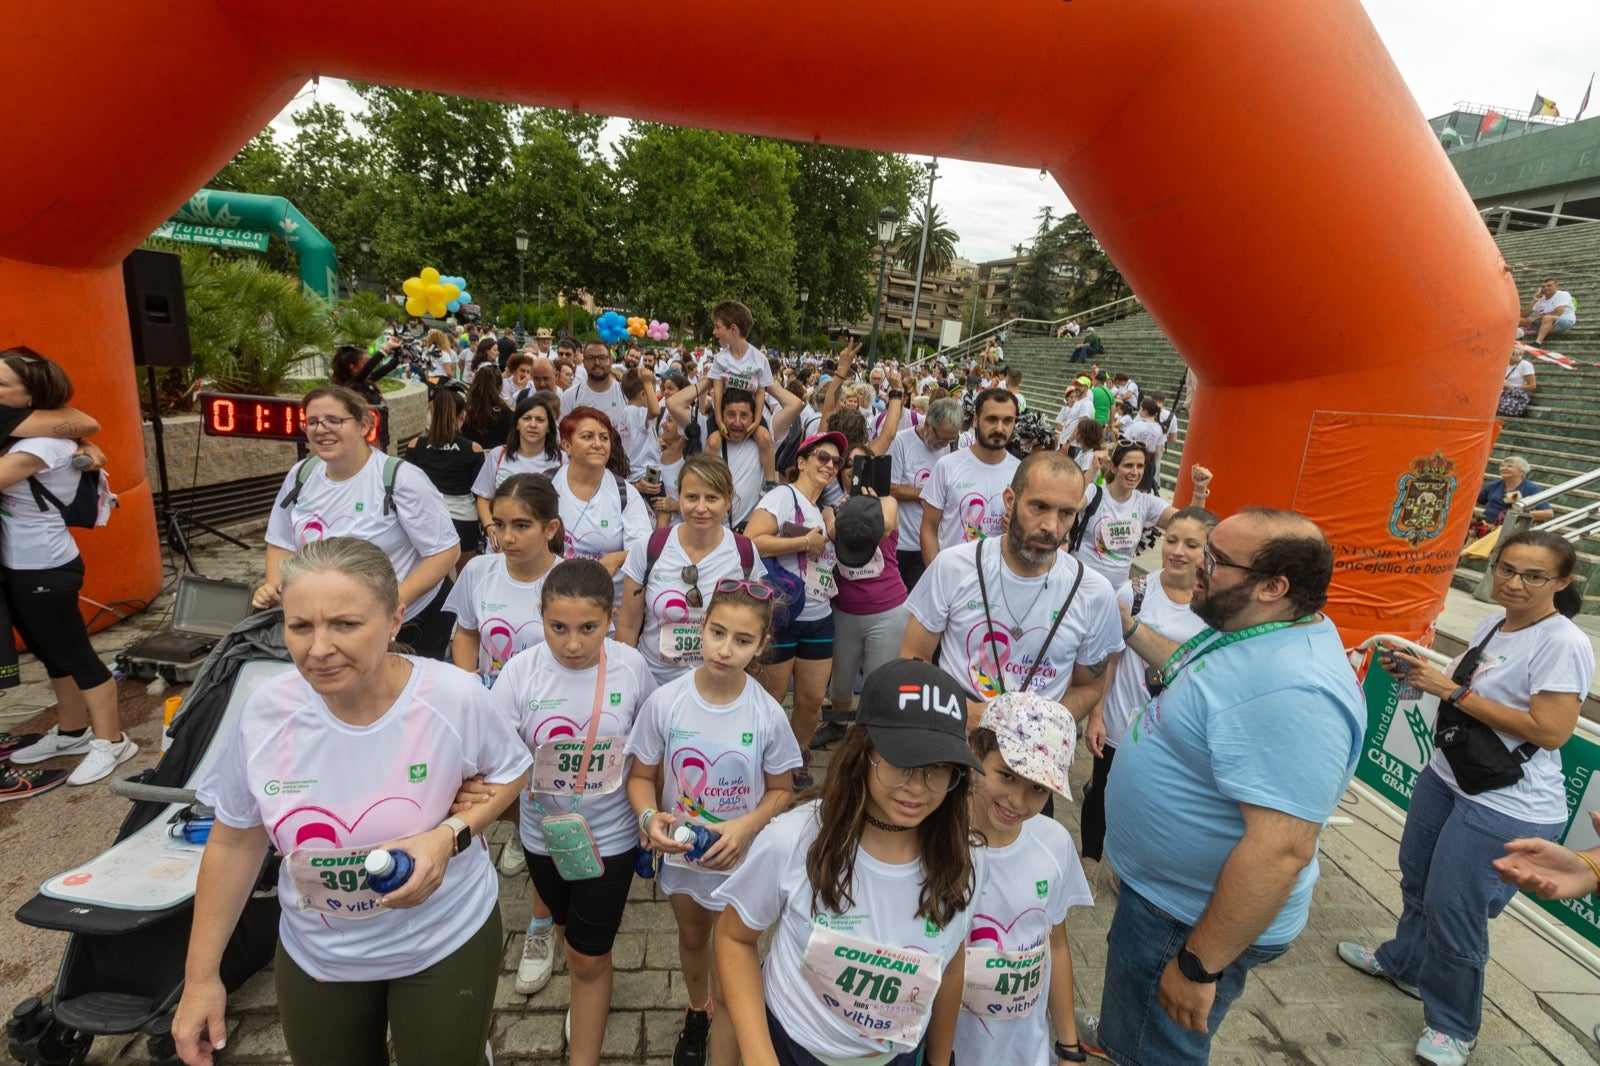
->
[0,300,1584,1066]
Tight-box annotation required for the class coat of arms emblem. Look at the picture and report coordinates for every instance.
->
[1388,451,1455,546]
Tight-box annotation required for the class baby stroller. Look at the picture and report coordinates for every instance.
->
[8,611,293,1066]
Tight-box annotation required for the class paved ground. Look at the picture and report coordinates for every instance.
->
[3,532,1599,1064]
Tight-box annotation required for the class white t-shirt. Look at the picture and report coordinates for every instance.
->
[1531,290,1575,317]
[1113,380,1139,404]
[719,436,765,528]
[954,817,1092,1066]
[491,640,651,857]
[1103,576,1205,748]
[1,437,81,569]
[471,445,563,502]
[265,451,458,621]
[444,553,549,680]
[561,376,630,423]
[921,448,1021,551]
[889,428,963,549]
[620,528,757,684]
[552,466,652,604]
[198,658,531,982]
[714,802,985,1057]
[615,404,661,482]
[625,672,802,908]
[1504,360,1535,389]
[1123,417,1166,457]
[754,485,836,622]
[1430,613,1595,823]
[709,346,773,395]
[906,541,1123,702]
[1071,486,1169,590]
[1056,397,1095,442]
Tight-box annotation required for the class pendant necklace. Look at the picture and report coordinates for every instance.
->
[996,562,1050,638]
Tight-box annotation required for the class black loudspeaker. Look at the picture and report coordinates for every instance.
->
[122,249,193,368]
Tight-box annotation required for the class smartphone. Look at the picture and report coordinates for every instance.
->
[644,463,661,484]
[850,454,892,497]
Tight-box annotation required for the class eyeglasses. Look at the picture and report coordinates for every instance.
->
[1493,562,1553,588]
[305,416,354,431]
[583,352,612,362]
[809,451,845,469]
[714,577,775,601]
[1202,544,1275,578]
[682,564,702,608]
[868,754,964,794]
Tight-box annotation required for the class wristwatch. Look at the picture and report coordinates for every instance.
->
[1176,945,1224,984]
[886,389,905,400]
[442,816,471,856]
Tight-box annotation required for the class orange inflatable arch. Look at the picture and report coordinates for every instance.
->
[2,0,1515,644]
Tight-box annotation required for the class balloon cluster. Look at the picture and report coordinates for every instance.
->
[595,311,631,344]
[647,319,670,341]
[440,274,474,313]
[402,267,462,318]
[626,316,648,338]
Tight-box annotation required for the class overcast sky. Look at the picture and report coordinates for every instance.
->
[270,0,1596,264]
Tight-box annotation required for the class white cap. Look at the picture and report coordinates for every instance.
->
[365,849,396,876]
[673,825,697,844]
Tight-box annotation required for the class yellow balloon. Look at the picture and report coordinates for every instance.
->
[441,283,461,301]
[402,277,425,298]
[426,300,449,317]
[425,283,445,301]
[405,295,427,316]
[420,266,441,286]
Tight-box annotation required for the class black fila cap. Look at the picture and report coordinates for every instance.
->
[856,659,985,773]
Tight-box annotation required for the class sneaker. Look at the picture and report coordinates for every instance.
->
[8,726,93,766]
[1336,941,1420,999]
[1415,1026,1474,1065]
[515,924,555,995]
[0,767,70,802]
[673,1006,711,1066]
[66,735,138,786]
[0,732,43,760]
[808,720,848,750]
[498,843,527,877]
[1072,1009,1106,1058]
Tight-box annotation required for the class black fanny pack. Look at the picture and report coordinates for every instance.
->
[1433,620,1536,794]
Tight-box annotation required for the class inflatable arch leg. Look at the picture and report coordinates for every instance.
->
[2,0,1515,643]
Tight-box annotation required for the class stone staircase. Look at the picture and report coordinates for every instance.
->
[997,218,1600,612]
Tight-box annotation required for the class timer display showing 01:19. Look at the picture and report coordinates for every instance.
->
[199,393,385,445]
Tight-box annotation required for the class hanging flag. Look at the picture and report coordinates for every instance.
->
[1530,93,1559,117]
[1578,74,1594,121]
[1439,125,1462,146]
[1479,110,1506,134]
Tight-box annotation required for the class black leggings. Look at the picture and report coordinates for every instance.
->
[274,906,501,1066]
[3,560,112,689]
[1078,744,1117,862]
[525,846,639,957]
[397,578,456,661]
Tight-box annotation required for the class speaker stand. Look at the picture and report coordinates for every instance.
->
[146,367,248,574]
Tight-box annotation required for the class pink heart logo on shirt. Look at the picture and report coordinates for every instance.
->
[483,616,538,670]
[272,797,424,852]
[969,907,1047,951]
[670,747,754,824]
[293,513,359,544]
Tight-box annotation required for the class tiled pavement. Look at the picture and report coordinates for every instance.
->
[4,533,1599,1064]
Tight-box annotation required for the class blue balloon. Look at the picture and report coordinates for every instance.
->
[457,290,472,305]
[447,299,462,313]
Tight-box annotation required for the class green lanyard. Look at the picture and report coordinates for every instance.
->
[1153,615,1318,692]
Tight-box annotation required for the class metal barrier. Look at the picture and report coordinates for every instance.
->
[1479,205,1600,234]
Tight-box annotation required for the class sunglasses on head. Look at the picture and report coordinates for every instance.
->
[714,578,775,601]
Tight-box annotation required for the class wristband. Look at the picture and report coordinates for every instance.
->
[639,809,657,836]
[1054,1040,1088,1064]
[1576,850,1600,893]
[1124,619,1141,640]
[1448,684,1471,705]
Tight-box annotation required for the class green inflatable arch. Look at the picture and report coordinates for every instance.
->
[164,189,340,300]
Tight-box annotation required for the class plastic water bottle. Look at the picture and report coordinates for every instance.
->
[635,848,658,880]
[673,824,719,862]
[180,817,214,844]
[365,848,414,894]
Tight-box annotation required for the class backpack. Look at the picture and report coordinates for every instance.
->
[1067,482,1105,554]
[760,486,810,629]
[639,526,757,591]
[28,470,115,529]
[278,455,403,515]
[1129,575,1147,617]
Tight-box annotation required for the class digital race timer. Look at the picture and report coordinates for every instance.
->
[198,393,386,446]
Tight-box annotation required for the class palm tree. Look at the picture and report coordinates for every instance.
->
[892,202,959,279]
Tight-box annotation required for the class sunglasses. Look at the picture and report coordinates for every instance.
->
[808,451,845,469]
[682,564,702,608]
[714,578,775,601]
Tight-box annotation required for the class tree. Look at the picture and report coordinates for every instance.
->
[891,201,959,280]
[614,124,799,342]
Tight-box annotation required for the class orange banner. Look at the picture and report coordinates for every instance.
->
[1292,412,1498,645]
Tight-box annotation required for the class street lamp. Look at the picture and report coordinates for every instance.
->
[866,206,899,370]
[798,286,810,349]
[355,236,373,296]
[514,227,530,337]
[906,158,938,359]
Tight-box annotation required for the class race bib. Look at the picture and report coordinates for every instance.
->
[724,371,755,393]
[659,624,704,665]
[800,923,942,1049]
[836,548,885,582]
[804,546,838,601]
[1100,517,1138,557]
[287,847,386,920]
[961,945,1047,1020]
[530,736,628,797]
